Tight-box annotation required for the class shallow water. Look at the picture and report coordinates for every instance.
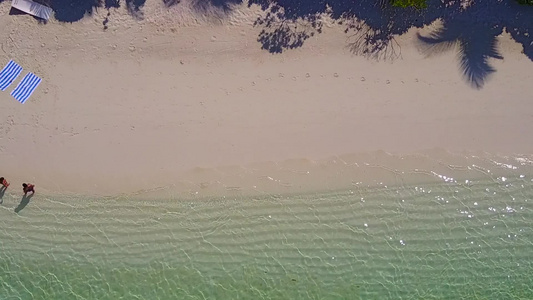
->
[0,154,532,299]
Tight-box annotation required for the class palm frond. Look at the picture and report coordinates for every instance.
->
[457,33,502,89]
[418,21,503,88]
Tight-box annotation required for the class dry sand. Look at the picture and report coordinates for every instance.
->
[0,1,532,195]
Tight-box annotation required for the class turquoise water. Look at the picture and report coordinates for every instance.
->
[0,166,532,299]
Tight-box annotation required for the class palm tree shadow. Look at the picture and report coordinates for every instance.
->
[417,19,503,89]
[246,0,531,88]
[15,194,34,214]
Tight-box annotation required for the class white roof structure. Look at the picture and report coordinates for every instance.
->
[11,0,53,20]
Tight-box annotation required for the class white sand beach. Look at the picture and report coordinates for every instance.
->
[0,0,532,195]
[1,3,533,299]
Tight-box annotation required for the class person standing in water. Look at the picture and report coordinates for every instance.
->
[22,183,35,195]
[0,178,8,203]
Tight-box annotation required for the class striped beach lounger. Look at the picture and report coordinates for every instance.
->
[11,73,42,104]
[0,60,23,91]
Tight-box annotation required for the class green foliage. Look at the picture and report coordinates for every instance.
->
[390,0,428,9]
[516,0,533,5]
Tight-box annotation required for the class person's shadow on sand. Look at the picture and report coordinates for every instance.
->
[0,186,6,205]
[15,194,34,213]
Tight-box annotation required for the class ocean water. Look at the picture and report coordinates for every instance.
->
[0,154,532,299]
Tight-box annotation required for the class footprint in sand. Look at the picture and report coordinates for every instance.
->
[386,80,390,84]
[306,73,310,78]
[361,77,366,82]
[279,73,284,78]
[334,73,339,78]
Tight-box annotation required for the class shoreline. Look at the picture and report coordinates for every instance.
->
[1,149,533,198]
[0,1,532,196]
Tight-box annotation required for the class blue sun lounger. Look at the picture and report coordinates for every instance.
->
[0,60,23,91]
[11,73,42,104]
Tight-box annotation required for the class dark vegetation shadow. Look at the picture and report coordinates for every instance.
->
[163,0,179,7]
[416,12,504,88]
[52,0,146,23]
[12,0,528,88]
[248,0,438,56]
[15,194,34,214]
[51,0,102,22]
[162,0,242,10]
[190,0,242,13]
[105,0,120,9]
[417,0,532,88]
[245,0,532,88]
[126,0,146,19]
